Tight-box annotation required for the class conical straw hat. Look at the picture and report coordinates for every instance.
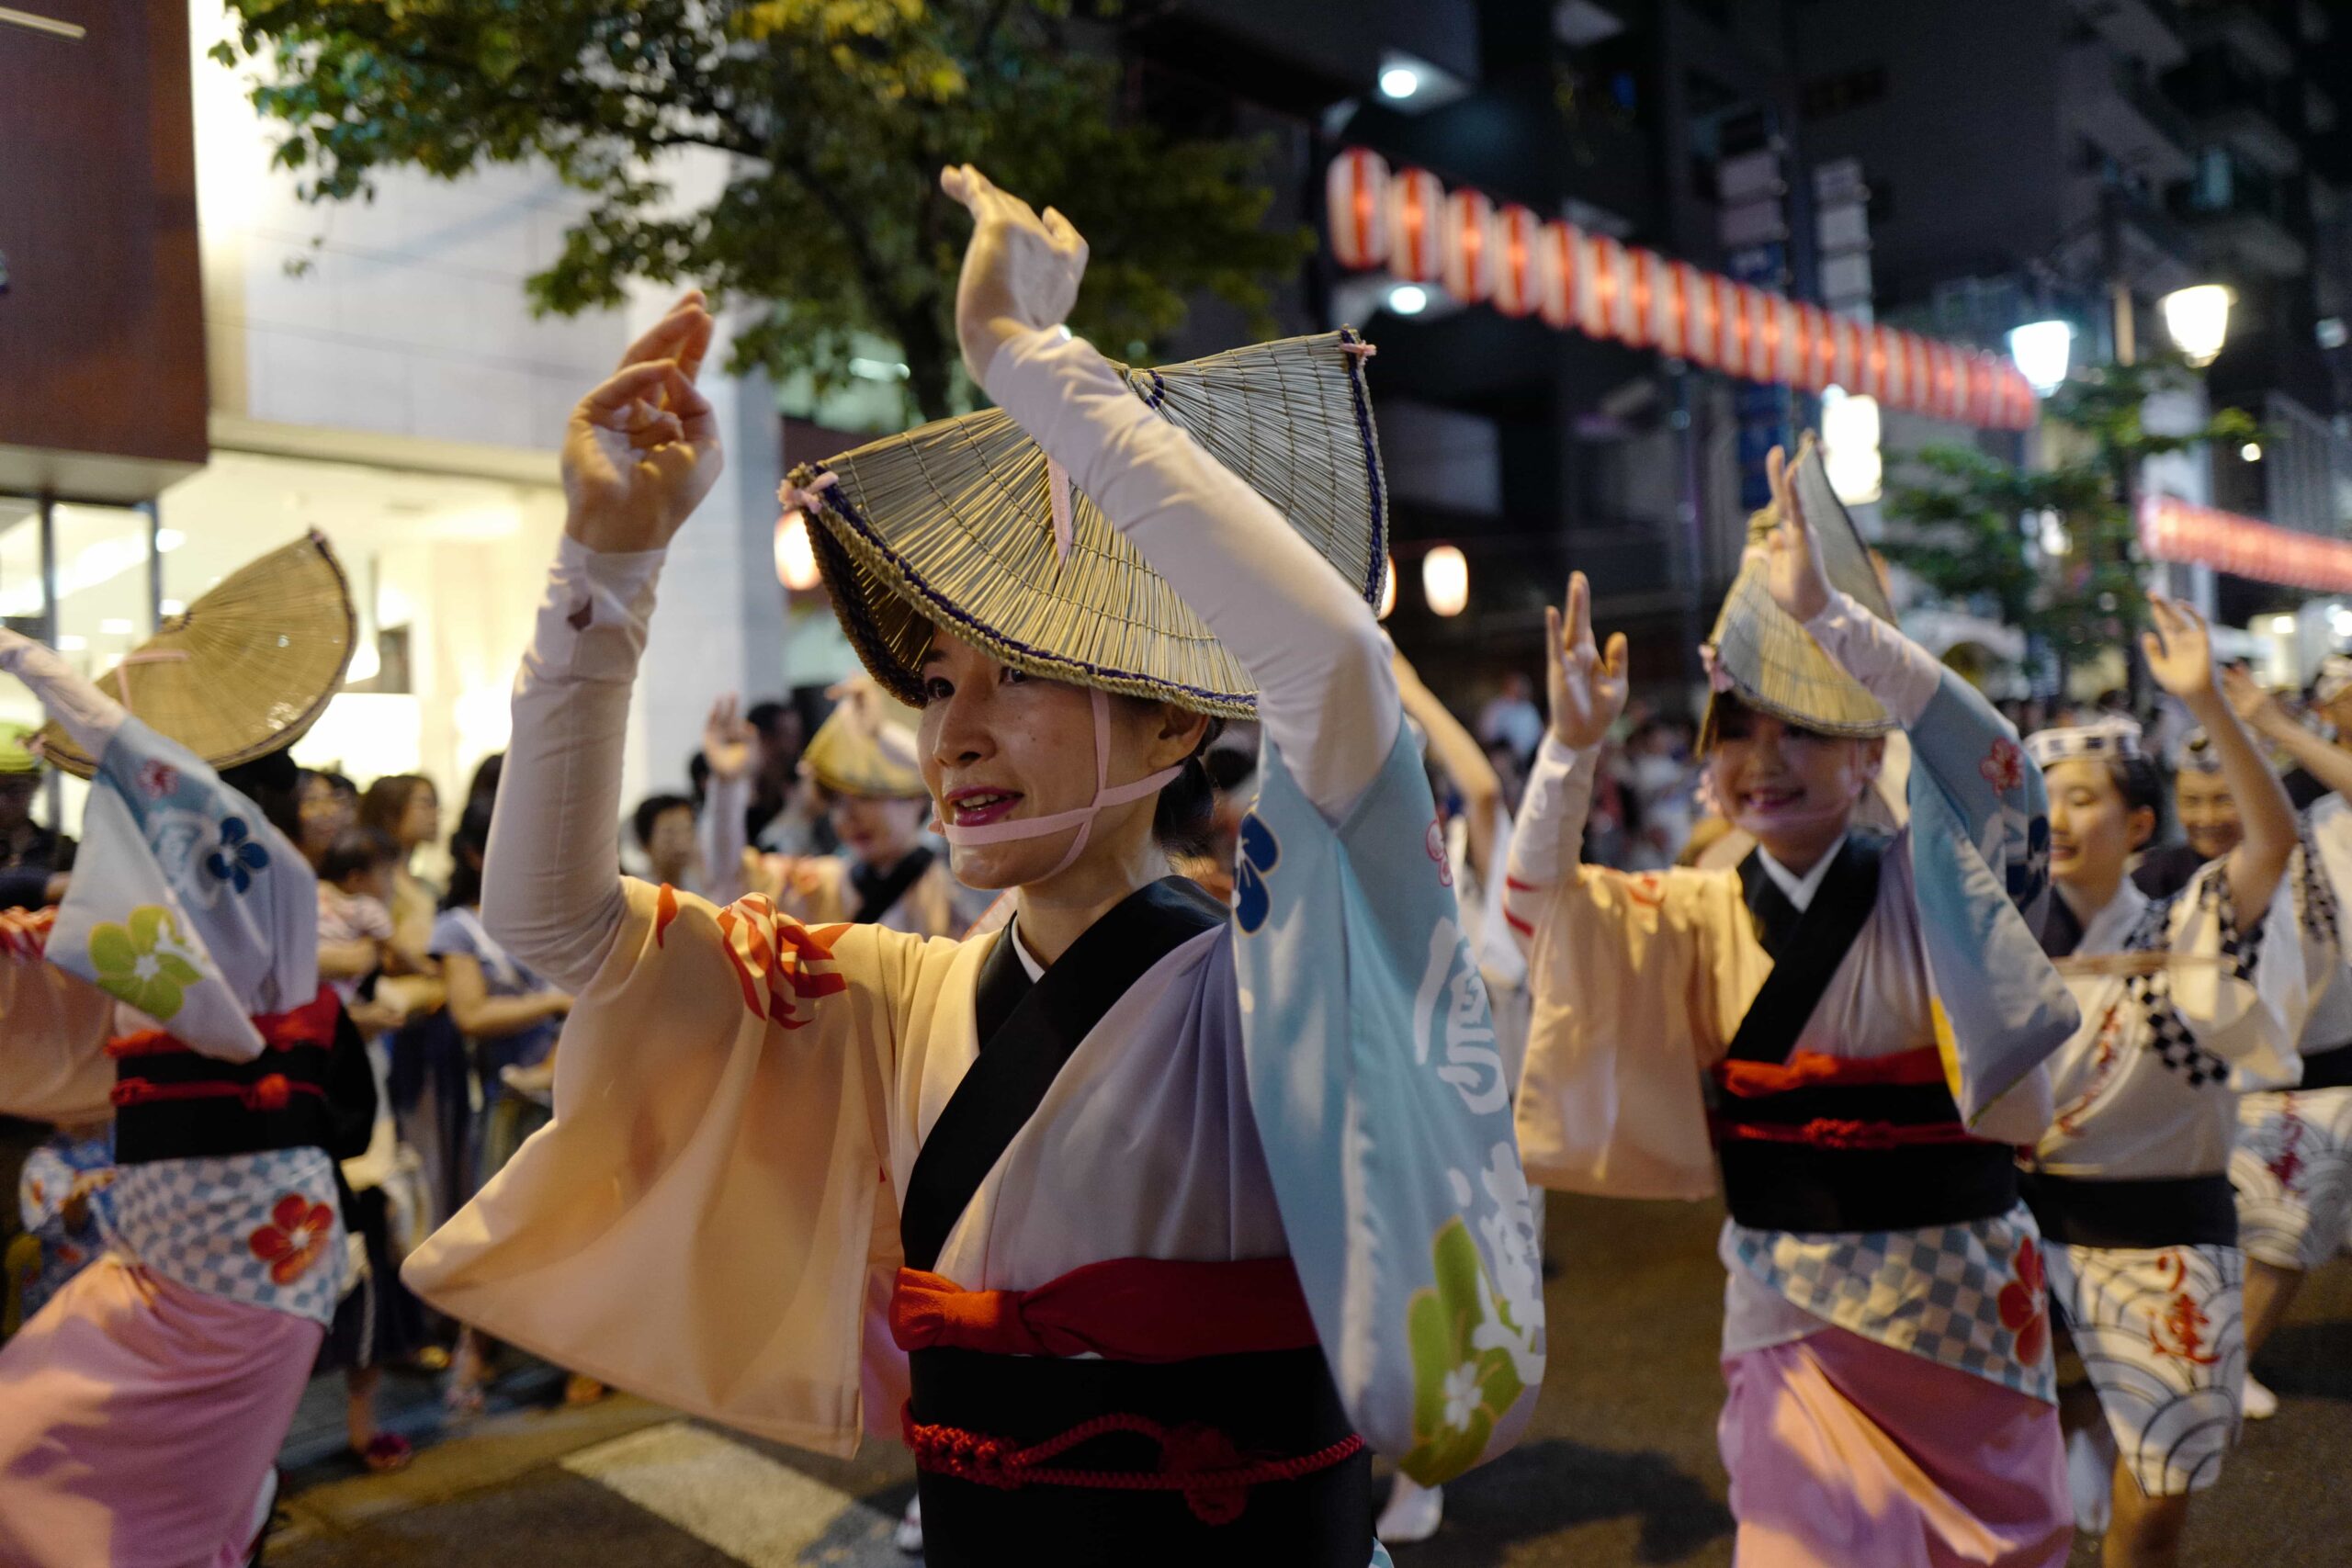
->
[800,677,928,800]
[1702,435,1894,742]
[39,532,356,780]
[791,330,1387,718]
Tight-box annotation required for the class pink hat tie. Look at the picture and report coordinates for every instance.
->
[935,687,1184,879]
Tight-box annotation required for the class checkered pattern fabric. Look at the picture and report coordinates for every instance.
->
[107,1148,345,1326]
[2233,1086,2352,1271]
[1727,1204,2056,1403]
[2121,869,2248,1089]
[2048,1241,2244,1498]
[2295,821,2343,960]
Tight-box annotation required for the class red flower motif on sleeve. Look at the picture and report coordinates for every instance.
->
[714,899,849,1030]
[1980,739,2024,795]
[1997,1236,2049,1366]
[247,1193,334,1286]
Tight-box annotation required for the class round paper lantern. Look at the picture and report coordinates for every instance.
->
[1385,167,1445,283]
[1441,187,1495,304]
[775,510,820,592]
[1423,545,1470,618]
[1326,148,1390,271]
[1489,204,1542,318]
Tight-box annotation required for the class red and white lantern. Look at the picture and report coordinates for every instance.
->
[1536,221,1580,329]
[1326,149,1390,271]
[1441,187,1494,303]
[1488,204,1542,318]
[1385,167,1444,283]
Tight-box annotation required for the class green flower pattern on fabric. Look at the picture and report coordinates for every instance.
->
[87,905,206,1021]
[1400,1215,1530,1484]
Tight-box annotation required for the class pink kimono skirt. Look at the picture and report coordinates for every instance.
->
[1719,1326,2069,1568]
[0,1257,322,1568]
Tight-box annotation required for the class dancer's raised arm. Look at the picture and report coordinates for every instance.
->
[481,294,723,991]
[941,164,1397,821]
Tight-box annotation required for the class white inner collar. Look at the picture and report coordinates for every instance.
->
[1003,916,1047,981]
[1756,832,1849,913]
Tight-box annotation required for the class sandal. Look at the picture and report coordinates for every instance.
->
[355,1432,414,1474]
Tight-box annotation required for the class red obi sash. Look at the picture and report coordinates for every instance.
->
[890,1255,1319,1363]
[892,1257,1363,1530]
[108,987,343,1112]
[1713,1045,1988,1151]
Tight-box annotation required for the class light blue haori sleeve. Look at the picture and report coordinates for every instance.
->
[1233,724,1544,1486]
[47,717,319,1061]
[1903,667,2079,1122]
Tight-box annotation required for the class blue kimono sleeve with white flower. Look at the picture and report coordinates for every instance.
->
[47,718,319,1060]
[1234,725,1544,1485]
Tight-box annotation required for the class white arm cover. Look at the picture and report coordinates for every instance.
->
[0,629,125,760]
[1804,590,1942,728]
[983,327,1399,822]
[1500,736,1600,957]
[481,536,662,994]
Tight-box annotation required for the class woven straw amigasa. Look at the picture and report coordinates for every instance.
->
[800,679,928,800]
[789,330,1387,719]
[1703,435,1896,742]
[39,532,356,780]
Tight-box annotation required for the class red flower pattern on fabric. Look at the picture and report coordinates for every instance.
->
[1997,1236,2049,1367]
[247,1192,334,1286]
[1425,819,1453,887]
[1979,739,2024,794]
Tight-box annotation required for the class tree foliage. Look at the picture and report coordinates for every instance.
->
[1883,356,2261,682]
[215,0,1313,422]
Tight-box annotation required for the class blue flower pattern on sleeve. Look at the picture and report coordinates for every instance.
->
[202,817,270,896]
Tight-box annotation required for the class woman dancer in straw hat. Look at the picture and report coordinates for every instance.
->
[2016,618,2301,1567]
[1505,442,2078,1566]
[0,538,375,1567]
[404,167,1543,1567]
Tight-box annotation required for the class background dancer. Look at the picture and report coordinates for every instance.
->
[406,165,1542,1567]
[2206,671,2352,1422]
[0,536,373,1568]
[2019,602,2300,1568]
[1506,440,2078,1568]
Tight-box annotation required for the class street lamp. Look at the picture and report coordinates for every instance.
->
[2160,285,2232,367]
[2007,321,2073,397]
[1386,283,1430,316]
[1422,546,1469,617]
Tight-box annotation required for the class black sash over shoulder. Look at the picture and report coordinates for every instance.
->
[898,875,1227,1274]
[1713,836,2022,1234]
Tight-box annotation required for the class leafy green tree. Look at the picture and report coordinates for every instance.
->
[215,1,1312,423]
[1883,355,2259,687]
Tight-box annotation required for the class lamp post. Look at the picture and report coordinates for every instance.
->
[2160,286,2232,368]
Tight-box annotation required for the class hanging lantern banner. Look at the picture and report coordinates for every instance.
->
[1326,149,2036,430]
[1327,148,1390,271]
[2140,496,2352,594]
[1490,204,1542,318]
[1441,187,1494,304]
[1536,221,1579,329]
[1386,167,1444,284]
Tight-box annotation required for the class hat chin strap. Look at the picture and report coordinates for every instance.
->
[934,687,1186,881]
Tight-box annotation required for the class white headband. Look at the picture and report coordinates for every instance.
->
[2025,718,2143,769]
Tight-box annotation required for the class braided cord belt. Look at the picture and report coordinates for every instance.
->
[903,1405,1366,1525]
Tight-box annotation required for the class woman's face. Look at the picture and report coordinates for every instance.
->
[2173,771,2244,863]
[2046,759,2154,889]
[1704,708,1881,863]
[401,786,441,852]
[299,776,353,859]
[831,793,930,867]
[916,631,1204,891]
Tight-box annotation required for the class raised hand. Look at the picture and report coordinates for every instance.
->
[702,694,755,783]
[939,164,1089,386]
[2143,593,2220,706]
[1545,570,1630,750]
[1759,441,1832,624]
[562,290,723,555]
[2219,664,2283,734]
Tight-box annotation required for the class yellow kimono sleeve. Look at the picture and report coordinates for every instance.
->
[1512,864,1759,1201]
[404,880,950,1456]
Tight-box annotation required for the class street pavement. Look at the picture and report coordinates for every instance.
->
[266,1193,2352,1566]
